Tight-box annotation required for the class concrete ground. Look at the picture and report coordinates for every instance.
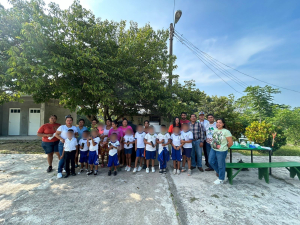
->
[0,153,300,225]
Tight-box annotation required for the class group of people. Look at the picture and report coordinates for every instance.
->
[37,112,233,184]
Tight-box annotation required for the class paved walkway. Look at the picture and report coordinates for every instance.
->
[0,153,300,225]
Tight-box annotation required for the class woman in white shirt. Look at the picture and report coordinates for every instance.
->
[55,115,78,179]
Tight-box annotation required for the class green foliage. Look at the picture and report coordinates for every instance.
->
[270,107,300,146]
[245,121,286,151]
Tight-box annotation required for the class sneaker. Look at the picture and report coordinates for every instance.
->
[47,166,52,173]
[133,168,137,173]
[173,169,176,175]
[125,166,128,171]
[205,168,214,171]
[94,170,98,175]
[181,167,186,172]
[63,169,66,173]
[214,179,224,185]
[151,167,155,173]
[78,169,83,174]
[127,167,131,172]
[146,168,150,173]
[137,166,142,172]
[87,170,93,175]
[114,171,117,176]
[57,172,63,179]
[163,169,167,174]
[108,170,112,176]
[177,169,180,175]
[187,169,191,176]
[159,169,163,174]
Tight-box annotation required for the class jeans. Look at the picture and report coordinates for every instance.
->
[208,148,228,180]
[191,139,202,168]
[205,142,213,169]
[58,142,65,173]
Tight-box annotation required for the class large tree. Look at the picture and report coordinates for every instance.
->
[1,0,203,120]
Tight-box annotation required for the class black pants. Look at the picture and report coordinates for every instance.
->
[203,140,208,165]
[65,150,76,175]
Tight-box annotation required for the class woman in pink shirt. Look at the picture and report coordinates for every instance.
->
[108,120,124,167]
[119,118,133,167]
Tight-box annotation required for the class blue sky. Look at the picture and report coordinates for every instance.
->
[2,0,300,107]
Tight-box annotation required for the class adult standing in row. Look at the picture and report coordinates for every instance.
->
[198,112,209,167]
[37,115,61,173]
[75,119,88,168]
[209,118,233,184]
[100,119,112,167]
[55,115,78,179]
[204,114,217,171]
[180,112,190,124]
[119,118,133,167]
[168,117,181,134]
[189,114,205,172]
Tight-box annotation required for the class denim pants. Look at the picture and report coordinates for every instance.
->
[58,142,65,173]
[208,148,228,180]
[205,142,213,169]
[191,139,202,168]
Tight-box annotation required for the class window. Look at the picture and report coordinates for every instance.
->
[10,108,20,113]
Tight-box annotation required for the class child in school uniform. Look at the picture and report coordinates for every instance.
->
[86,129,100,176]
[157,125,171,174]
[180,123,193,176]
[60,129,78,178]
[107,133,120,176]
[123,128,135,172]
[144,126,157,173]
[78,130,89,174]
[171,126,182,175]
[133,125,146,173]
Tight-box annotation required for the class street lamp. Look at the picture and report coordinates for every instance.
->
[169,10,182,87]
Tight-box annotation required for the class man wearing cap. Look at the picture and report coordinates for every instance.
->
[199,111,209,167]
[189,114,205,172]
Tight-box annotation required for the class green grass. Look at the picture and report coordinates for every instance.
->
[234,144,300,157]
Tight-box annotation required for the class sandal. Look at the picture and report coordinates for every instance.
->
[181,168,186,172]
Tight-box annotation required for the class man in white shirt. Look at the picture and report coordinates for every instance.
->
[199,111,209,167]
[205,114,217,171]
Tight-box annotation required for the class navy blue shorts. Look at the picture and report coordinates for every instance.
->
[136,148,144,157]
[182,147,192,158]
[79,151,88,163]
[124,148,133,155]
[108,154,119,167]
[41,141,59,154]
[145,150,156,160]
[88,151,99,165]
[171,147,182,161]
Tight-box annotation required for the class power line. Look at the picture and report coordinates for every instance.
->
[175,30,300,94]
[174,35,243,95]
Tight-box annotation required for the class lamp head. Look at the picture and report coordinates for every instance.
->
[174,10,182,24]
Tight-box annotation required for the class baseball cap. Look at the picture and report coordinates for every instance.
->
[199,111,205,115]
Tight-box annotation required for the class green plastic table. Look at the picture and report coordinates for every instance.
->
[229,145,273,174]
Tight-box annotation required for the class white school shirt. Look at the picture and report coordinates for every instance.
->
[89,137,100,154]
[103,126,112,142]
[135,132,146,148]
[78,139,89,152]
[145,133,157,151]
[109,140,120,156]
[171,133,181,147]
[157,133,171,153]
[180,131,193,148]
[123,134,134,149]
[205,122,217,144]
[57,125,78,140]
[64,138,78,152]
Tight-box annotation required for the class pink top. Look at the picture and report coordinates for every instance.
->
[108,128,124,141]
[119,126,133,137]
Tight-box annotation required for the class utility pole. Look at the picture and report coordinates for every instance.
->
[169,23,174,87]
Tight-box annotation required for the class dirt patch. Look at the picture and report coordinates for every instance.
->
[0,140,43,154]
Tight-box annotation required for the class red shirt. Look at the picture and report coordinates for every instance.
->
[168,124,181,133]
[180,119,190,124]
[37,123,61,142]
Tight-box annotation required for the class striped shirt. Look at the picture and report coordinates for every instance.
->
[189,121,205,142]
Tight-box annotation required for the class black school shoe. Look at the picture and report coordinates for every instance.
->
[87,170,93,175]
[64,174,70,178]
[114,171,117,176]
[94,170,98,175]
[159,169,163,174]
[108,170,112,176]
[47,166,52,173]
[71,173,76,176]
